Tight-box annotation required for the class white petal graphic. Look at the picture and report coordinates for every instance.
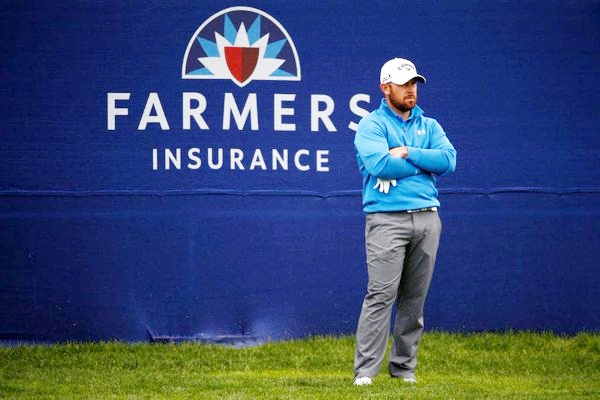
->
[251,59,285,80]
[253,34,270,59]
[198,57,231,78]
[233,23,250,47]
[182,7,301,85]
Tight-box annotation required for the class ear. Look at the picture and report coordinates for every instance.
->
[380,83,390,95]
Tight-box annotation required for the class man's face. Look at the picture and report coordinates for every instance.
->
[384,79,419,114]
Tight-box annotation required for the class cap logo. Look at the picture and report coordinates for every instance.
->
[398,63,414,72]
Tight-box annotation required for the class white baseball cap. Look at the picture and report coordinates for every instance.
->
[380,58,426,85]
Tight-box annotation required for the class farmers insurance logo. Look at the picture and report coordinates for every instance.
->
[182,7,301,87]
[107,6,371,174]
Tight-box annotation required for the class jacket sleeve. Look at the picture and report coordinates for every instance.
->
[406,120,457,175]
[355,117,425,180]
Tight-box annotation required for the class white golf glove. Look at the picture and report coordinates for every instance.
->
[373,178,397,194]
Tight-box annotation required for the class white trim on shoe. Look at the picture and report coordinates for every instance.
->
[353,376,373,386]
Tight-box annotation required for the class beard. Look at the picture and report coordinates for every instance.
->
[389,93,417,113]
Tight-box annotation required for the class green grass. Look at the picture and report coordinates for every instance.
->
[1,332,599,399]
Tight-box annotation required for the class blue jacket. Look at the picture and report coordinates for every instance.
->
[354,99,457,213]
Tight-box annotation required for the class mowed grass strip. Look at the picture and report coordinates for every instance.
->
[1,332,598,399]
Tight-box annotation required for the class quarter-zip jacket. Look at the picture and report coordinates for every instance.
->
[354,99,457,213]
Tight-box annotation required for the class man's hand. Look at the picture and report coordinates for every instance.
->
[390,146,409,158]
[373,178,397,194]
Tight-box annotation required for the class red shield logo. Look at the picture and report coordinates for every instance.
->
[225,47,260,84]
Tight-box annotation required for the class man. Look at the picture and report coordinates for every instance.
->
[353,57,457,386]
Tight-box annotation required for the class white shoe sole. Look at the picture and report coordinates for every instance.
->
[353,376,373,386]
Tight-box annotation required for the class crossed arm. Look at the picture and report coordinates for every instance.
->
[372,144,455,193]
[355,119,457,182]
[389,146,409,159]
[389,145,456,176]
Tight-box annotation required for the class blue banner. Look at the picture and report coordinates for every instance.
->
[1,1,599,343]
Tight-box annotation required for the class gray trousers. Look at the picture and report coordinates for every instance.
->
[354,210,441,378]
